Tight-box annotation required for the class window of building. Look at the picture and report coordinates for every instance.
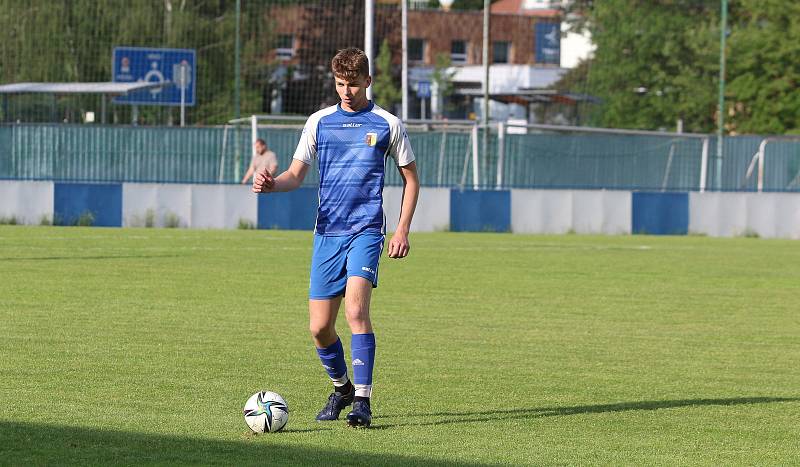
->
[526,0,553,8]
[409,38,425,63]
[451,40,467,64]
[276,35,294,60]
[493,41,510,63]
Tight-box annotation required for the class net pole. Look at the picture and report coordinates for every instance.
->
[714,0,727,190]
[496,122,504,189]
[472,124,479,190]
[401,0,408,121]
[437,129,447,186]
[365,0,374,101]
[219,125,229,183]
[699,137,709,193]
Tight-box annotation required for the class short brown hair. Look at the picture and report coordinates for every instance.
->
[331,47,369,81]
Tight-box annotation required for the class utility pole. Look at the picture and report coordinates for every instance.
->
[234,0,242,182]
[401,0,408,121]
[715,0,727,191]
[481,0,490,189]
[365,0,374,100]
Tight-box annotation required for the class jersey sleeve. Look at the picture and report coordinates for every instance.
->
[387,119,415,167]
[292,118,318,165]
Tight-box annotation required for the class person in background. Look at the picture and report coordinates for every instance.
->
[241,138,278,184]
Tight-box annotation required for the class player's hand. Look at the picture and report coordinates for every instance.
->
[388,230,410,259]
[252,168,275,193]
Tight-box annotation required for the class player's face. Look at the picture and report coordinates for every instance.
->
[335,74,371,112]
[254,141,266,154]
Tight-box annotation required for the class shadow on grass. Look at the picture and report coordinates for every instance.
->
[0,255,182,261]
[373,397,800,430]
[0,421,488,466]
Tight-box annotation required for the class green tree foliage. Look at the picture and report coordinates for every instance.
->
[0,0,276,124]
[372,39,401,112]
[726,0,800,134]
[431,53,456,118]
[557,0,800,134]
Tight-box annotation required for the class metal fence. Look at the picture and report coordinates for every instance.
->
[2,123,799,192]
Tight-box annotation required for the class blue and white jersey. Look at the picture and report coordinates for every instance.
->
[293,102,415,236]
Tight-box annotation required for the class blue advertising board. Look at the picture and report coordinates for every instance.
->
[112,47,196,106]
[535,22,561,65]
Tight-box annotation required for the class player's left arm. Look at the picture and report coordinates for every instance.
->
[388,161,419,259]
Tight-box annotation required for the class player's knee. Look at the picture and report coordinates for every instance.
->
[344,305,369,325]
[309,321,333,340]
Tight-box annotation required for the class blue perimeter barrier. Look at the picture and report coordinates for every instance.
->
[5,181,799,237]
[632,192,689,235]
[257,187,318,230]
[450,190,511,232]
[54,183,122,227]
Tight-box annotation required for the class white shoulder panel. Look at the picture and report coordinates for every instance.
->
[371,104,416,167]
[292,105,338,165]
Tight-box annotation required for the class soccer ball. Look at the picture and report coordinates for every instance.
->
[243,391,289,433]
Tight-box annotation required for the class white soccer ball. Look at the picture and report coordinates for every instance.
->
[243,391,289,433]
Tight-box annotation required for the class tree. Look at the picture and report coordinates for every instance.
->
[557,0,800,134]
[431,53,456,119]
[372,39,401,112]
[725,0,800,134]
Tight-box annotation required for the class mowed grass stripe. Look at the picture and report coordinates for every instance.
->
[0,226,798,465]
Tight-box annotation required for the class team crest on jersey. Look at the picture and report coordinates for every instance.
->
[365,132,378,146]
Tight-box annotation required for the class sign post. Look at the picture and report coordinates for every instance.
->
[112,47,196,124]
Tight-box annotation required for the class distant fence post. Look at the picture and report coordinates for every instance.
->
[496,121,504,190]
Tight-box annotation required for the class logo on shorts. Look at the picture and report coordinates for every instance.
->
[365,132,377,146]
[361,266,375,275]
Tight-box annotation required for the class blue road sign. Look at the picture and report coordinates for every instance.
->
[113,47,196,106]
[417,80,431,99]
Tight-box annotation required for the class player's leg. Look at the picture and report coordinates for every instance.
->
[342,232,383,427]
[344,277,376,427]
[309,235,354,421]
[310,297,355,421]
[310,297,345,380]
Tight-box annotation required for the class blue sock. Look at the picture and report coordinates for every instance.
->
[316,338,349,389]
[351,333,376,398]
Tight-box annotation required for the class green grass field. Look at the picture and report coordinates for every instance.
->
[1,226,799,465]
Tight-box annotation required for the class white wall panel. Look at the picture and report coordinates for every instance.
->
[511,189,573,234]
[773,194,800,239]
[746,194,778,238]
[189,184,257,229]
[690,192,800,239]
[0,181,54,224]
[383,187,449,233]
[123,183,192,228]
[512,189,630,235]
[600,190,632,235]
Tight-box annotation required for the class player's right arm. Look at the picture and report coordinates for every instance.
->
[253,111,320,194]
[252,159,308,193]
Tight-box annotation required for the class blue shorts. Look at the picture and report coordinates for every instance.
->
[309,231,385,299]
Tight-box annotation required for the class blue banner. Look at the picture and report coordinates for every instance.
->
[535,22,561,65]
[112,47,196,106]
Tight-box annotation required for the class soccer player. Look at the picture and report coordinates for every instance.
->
[252,47,419,428]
